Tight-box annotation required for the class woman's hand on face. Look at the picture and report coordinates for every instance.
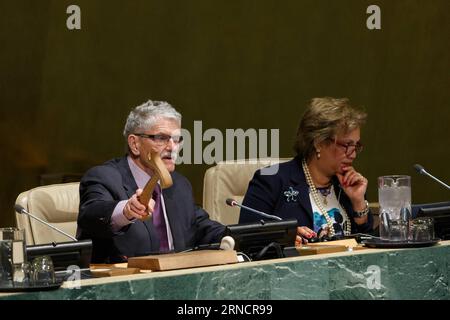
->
[336,166,368,205]
[295,226,317,246]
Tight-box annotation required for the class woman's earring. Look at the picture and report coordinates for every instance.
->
[316,149,321,159]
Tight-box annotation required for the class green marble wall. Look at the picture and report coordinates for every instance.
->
[2,245,449,300]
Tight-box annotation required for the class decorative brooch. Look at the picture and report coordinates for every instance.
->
[284,187,299,202]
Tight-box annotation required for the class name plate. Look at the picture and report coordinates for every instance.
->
[297,244,349,256]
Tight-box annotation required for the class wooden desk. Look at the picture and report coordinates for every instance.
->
[1,240,449,300]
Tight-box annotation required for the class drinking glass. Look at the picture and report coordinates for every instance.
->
[410,217,434,241]
[32,255,56,286]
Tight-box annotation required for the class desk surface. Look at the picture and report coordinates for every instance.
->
[2,241,450,300]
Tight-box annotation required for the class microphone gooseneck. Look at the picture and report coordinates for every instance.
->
[225,198,282,221]
[14,204,78,242]
[181,236,235,252]
[413,164,450,190]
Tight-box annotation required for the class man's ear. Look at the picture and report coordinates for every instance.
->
[128,135,140,156]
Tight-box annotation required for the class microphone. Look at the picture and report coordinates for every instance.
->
[184,236,235,252]
[414,164,450,190]
[14,204,78,242]
[226,198,282,221]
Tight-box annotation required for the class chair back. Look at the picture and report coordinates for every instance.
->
[203,158,291,225]
[15,182,80,245]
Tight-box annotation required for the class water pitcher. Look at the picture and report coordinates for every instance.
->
[378,175,412,241]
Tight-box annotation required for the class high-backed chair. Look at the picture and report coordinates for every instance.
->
[15,182,80,245]
[203,158,291,225]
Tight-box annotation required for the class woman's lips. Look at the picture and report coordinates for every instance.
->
[341,162,352,167]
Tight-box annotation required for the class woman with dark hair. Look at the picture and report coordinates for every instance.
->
[239,97,373,245]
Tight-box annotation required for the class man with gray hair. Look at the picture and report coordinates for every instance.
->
[77,100,225,263]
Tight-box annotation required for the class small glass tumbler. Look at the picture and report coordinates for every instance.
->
[409,217,434,241]
[13,261,33,287]
[32,255,56,286]
[388,220,409,241]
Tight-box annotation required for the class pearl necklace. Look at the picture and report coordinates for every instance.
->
[302,159,352,237]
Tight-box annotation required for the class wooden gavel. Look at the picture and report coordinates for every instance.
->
[137,151,173,220]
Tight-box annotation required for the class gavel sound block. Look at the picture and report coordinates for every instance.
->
[137,151,173,220]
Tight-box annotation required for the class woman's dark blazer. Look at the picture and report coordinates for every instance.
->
[239,157,373,234]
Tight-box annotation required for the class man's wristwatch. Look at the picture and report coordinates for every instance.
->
[354,200,370,217]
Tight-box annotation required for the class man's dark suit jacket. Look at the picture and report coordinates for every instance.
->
[77,156,225,263]
[239,157,373,234]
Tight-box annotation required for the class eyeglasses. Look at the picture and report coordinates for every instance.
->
[328,138,363,155]
[134,133,184,146]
